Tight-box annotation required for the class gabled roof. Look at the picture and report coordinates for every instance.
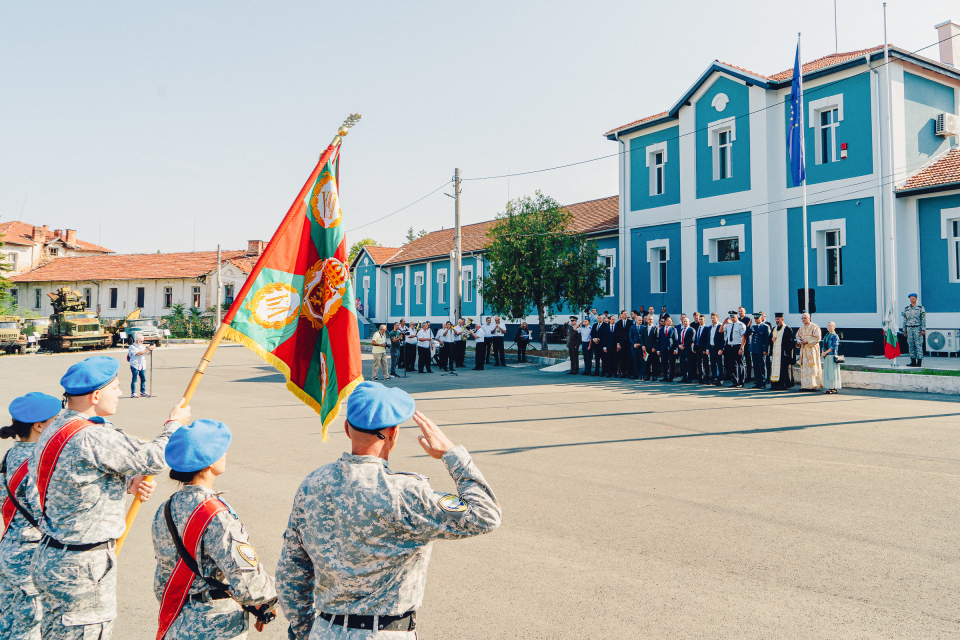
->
[381,196,619,266]
[897,147,960,196]
[11,250,253,283]
[0,221,113,253]
[605,45,960,139]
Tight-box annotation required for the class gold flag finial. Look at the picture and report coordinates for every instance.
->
[329,114,363,151]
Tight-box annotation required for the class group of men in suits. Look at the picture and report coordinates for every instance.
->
[568,307,797,390]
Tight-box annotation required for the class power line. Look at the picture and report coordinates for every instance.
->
[346,180,451,233]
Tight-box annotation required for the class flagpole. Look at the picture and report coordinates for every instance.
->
[116,115,362,554]
[799,33,810,318]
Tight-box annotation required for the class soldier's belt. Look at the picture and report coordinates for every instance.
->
[319,610,416,632]
[42,535,110,552]
[188,589,231,603]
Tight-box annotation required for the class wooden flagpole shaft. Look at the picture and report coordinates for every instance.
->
[116,322,231,553]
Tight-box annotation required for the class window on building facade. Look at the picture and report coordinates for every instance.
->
[718,131,731,179]
[437,271,446,304]
[462,268,473,303]
[657,249,668,293]
[84,288,92,309]
[48,247,59,257]
[35,288,42,309]
[601,255,614,296]
[820,108,839,164]
[717,238,740,262]
[163,287,173,308]
[136,287,145,308]
[110,288,118,309]
[192,286,201,308]
[825,230,843,286]
[395,274,403,305]
[414,273,424,305]
[3,252,16,271]
[952,220,960,281]
[9,288,17,305]
[224,285,234,306]
[653,152,664,195]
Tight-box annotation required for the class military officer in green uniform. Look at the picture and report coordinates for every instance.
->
[902,293,926,367]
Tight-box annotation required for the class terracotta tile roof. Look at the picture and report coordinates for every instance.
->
[898,147,960,192]
[11,249,252,283]
[363,246,403,265]
[603,112,670,137]
[0,220,113,253]
[383,196,618,265]
[225,256,258,274]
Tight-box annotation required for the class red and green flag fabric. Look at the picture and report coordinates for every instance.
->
[223,141,362,439]
[883,308,901,360]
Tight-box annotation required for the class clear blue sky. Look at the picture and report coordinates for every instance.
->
[1,1,956,254]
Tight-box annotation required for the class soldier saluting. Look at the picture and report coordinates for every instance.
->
[29,356,190,640]
[276,381,501,639]
[902,293,926,368]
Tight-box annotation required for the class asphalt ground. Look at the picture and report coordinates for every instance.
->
[2,345,958,639]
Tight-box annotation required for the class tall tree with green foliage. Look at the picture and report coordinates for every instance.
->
[480,192,606,351]
[348,238,382,263]
[0,229,15,315]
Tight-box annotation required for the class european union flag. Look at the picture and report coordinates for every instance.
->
[788,43,805,187]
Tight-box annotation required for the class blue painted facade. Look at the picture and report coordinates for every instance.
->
[408,264,427,317]
[918,193,960,313]
[352,252,379,319]
[696,76,751,199]
[696,213,754,313]
[630,222,682,312]
[459,255,481,319]
[389,269,405,318]
[630,126,681,210]
[904,72,956,169]
[430,259,451,318]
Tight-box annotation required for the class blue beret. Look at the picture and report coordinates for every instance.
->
[9,392,61,424]
[165,419,232,473]
[346,381,416,432]
[61,357,120,395]
[908,293,918,298]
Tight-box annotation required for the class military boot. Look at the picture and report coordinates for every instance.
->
[909,357,917,367]
[917,358,922,368]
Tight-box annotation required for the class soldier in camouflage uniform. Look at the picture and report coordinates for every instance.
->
[0,393,62,640]
[29,356,190,640]
[276,382,501,639]
[902,293,926,367]
[152,419,277,639]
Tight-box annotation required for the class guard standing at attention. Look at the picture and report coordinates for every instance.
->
[0,393,61,640]
[902,293,926,368]
[152,419,277,639]
[275,382,501,639]
[30,356,190,640]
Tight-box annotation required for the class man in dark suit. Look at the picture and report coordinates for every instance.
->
[675,314,695,383]
[658,316,677,381]
[598,316,614,377]
[707,312,726,385]
[590,318,604,376]
[628,316,643,381]
[692,312,710,383]
[638,314,656,381]
[613,311,634,379]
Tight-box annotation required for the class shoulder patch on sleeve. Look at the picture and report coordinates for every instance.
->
[231,540,258,570]
[438,494,468,513]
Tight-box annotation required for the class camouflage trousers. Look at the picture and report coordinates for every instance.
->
[163,598,249,640]
[32,541,117,640]
[0,540,42,640]
[906,326,924,360]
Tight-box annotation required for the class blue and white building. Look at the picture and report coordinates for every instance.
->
[605,21,960,352]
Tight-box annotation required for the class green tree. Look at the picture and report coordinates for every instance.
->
[0,229,15,315]
[480,192,606,351]
[405,227,427,244]
[349,238,381,263]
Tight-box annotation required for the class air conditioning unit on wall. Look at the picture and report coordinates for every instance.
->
[925,329,959,353]
[935,113,959,137]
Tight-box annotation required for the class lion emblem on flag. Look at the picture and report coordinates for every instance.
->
[301,258,349,331]
[308,166,343,229]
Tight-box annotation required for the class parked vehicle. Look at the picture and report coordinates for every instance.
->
[0,316,28,355]
[40,287,112,352]
[22,317,51,339]
[122,318,163,347]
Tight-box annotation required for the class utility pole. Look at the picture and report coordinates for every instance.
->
[215,245,222,327]
[453,169,462,322]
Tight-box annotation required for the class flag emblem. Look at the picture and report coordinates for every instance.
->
[310,166,343,228]
[301,258,348,331]
[247,283,302,330]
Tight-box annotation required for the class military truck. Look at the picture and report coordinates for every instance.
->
[40,287,112,352]
[0,316,28,355]
[122,318,163,347]
[22,317,51,339]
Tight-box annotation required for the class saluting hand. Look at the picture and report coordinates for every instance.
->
[413,411,454,459]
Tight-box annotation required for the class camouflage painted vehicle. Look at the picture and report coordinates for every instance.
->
[22,316,51,339]
[0,316,28,355]
[40,287,112,352]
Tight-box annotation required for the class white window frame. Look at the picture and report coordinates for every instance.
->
[646,239,670,294]
[811,219,847,287]
[48,247,59,257]
[136,287,145,308]
[110,287,118,309]
[598,248,616,297]
[2,252,16,271]
[436,268,447,304]
[462,266,474,303]
[192,286,201,308]
[824,230,843,286]
[361,276,370,312]
[809,94,844,166]
[163,286,173,309]
[414,272,424,305]
[394,273,403,305]
[84,287,92,309]
[708,117,736,181]
[702,224,746,263]
[941,208,960,283]
[646,142,668,196]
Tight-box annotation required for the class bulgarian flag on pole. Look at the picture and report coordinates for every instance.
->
[883,305,901,361]
[222,116,364,439]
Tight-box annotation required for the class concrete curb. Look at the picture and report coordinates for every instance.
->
[163,339,210,345]
[841,369,960,395]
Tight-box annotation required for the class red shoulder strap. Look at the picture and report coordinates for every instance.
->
[156,498,229,640]
[2,460,31,539]
[36,418,94,513]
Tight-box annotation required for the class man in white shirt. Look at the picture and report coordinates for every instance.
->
[490,316,506,366]
[469,322,486,371]
[370,324,389,381]
[416,321,434,373]
[452,319,466,368]
[483,317,494,365]
[127,334,154,398]
[404,323,419,373]
[578,317,593,376]
[722,311,747,387]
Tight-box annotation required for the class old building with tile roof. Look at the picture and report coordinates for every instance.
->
[0,221,113,276]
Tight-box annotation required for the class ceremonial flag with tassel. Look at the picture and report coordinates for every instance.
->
[221,122,364,439]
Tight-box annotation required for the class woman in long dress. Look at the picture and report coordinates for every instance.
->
[821,321,841,394]
[795,313,822,391]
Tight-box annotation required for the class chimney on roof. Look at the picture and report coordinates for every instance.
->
[31,226,44,242]
[53,229,61,238]
[65,229,76,244]
[247,240,266,256]
[936,21,960,67]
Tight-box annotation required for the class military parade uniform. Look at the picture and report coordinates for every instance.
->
[902,296,926,367]
[152,420,277,640]
[276,382,501,640]
[30,357,181,640]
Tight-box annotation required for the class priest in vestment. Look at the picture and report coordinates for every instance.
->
[769,313,795,390]
[796,313,823,390]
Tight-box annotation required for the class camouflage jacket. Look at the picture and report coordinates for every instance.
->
[276,445,501,640]
[902,304,926,330]
[29,408,180,544]
[0,442,42,588]
[152,485,276,606]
